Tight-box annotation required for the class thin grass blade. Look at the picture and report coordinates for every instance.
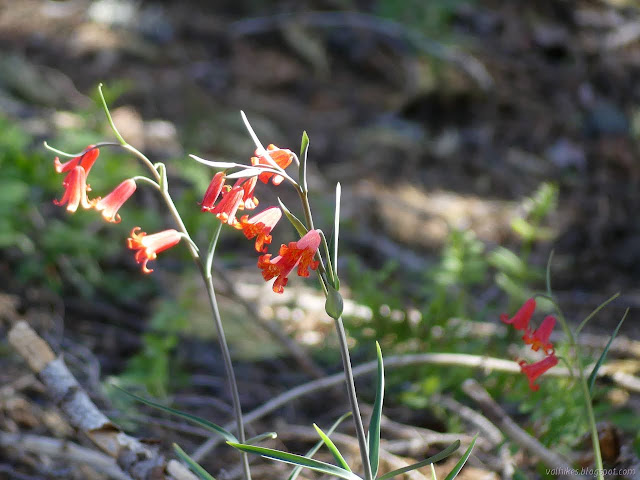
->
[114,386,237,442]
[313,423,351,471]
[377,440,460,480]
[228,442,362,480]
[368,341,384,478]
[288,412,351,480]
[443,435,477,480]
[245,432,277,444]
[575,292,621,336]
[173,443,217,480]
[588,307,629,393]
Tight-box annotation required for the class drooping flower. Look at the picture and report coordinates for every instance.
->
[258,229,321,293]
[237,207,282,253]
[523,315,556,354]
[201,172,226,212]
[53,166,97,212]
[54,146,100,177]
[251,144,293,186]
[240,175,259,210]
[127,227,182,274]
[94,179,136,223]
[519,354,558,391]
[500,298,536,331]
[209,181,244,225]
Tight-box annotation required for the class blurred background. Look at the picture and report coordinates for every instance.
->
[1,0,640,479]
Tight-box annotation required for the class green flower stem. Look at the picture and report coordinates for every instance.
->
[552,310,604,480]
[335,316,373,480]
[294,182,371,480]
[99,88,251,480]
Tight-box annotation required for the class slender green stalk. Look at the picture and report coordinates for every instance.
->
[551,310,604,480]
[335,317,373,480]
[97,86,251,480]
[294,183,370,479]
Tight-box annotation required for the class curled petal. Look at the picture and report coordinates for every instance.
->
[501,298,536,331]
[127,227,181,274]
[519,354,558,391]
[53,166,96,212]
[201,172,226,211]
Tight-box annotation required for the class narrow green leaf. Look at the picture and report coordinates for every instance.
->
[333,182,341,284]
[588,308,629,393]
[288,412,351,480]
[377,440,460,480]
[224,168,263,179]
[443,435,477,480]
[430,463,438,480]
[545,249,554,297]
[173,443,217,480]
[245,432,278,444]
[228,442,362,480]
[114,386,237,443]
[575,292,621,336]
[368,341,385,478]
[278,198,309,237]
[313,423,351,471]
[299,131,309,192]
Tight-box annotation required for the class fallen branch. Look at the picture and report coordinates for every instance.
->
[191,351,640,461]
[461,379,581,480]
[7,321,198,480]
[0,431,131,480]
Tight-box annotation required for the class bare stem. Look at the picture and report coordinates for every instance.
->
[335,317,373,480]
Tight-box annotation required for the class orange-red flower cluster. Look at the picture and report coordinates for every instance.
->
[53,146,137,223]
[501,298,558,391]
[200,144,320,293]
[53,146,178,274]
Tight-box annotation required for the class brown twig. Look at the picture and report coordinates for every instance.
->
[191,351,640,461]
[461,379,582,480]
[0,431,131,480]
[7,321,198,480]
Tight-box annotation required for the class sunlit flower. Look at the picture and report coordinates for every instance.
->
[251,144,293,186]
[54,146,100,177]
[201,172,226,212]
[210,181,244,225]
[127,227,181,274]
[258,229,321,293]
[523,315,556,354]
[94,179,136,223]
[500,298,536,331]
[240,176,259,210]
[53,166,97,212]
[237,207,282,253]
[519,354,558,391]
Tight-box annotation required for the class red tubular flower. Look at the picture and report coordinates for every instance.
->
[201,172,226,212]
[237,207,282,253]
[523,315,556,354]
[210,181,244,225]
[251,144,293,185]
[500,298,536,331]
[127,227,181,274]
[258,229,321,293]
[240,176,259,210]
[53,166,97,212]
[519,354,558,391]
[95,179,136,223]
[54,146,100,177]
